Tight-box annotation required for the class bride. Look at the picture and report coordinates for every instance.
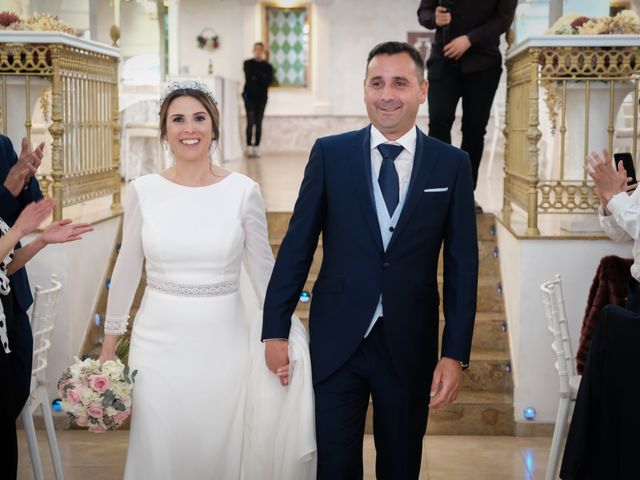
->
[98,80,316,479]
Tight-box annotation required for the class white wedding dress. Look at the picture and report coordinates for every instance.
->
[104,172,316,479]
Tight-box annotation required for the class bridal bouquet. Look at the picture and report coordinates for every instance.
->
[58,357,137,433]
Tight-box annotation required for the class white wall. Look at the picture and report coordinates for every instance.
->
[176,0,246,80]
[23,217,121,402]
[173,0,432,117]
[497,222,633,424]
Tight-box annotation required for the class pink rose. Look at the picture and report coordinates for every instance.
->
[89,375,109,394]
[87,404,103,418]
[114,410,130,425]
[88,424,106,433]
[66,388,81,404]
[75,415,89,427]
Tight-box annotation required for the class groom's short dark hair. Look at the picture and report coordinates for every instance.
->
[366,41,425,80]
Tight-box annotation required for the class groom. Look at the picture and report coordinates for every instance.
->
[263,41,478,478]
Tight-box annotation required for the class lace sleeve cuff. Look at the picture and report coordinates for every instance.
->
[104,316,129,335]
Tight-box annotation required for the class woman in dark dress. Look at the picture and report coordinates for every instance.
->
[0,198,91,479]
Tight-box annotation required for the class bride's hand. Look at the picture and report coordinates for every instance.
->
[98,350,117,365]
[276,365,289,386]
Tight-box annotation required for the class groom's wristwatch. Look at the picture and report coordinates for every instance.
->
[458,360,469,370]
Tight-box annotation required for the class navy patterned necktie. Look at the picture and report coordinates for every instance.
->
[376,143,404,216]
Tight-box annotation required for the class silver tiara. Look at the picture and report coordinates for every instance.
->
[159,80,218,108]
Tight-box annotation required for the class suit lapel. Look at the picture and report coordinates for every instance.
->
[349,126,384,252]
[386,127,436,253]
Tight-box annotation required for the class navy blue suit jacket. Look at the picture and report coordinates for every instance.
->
[262,126,478,388]
[0,134,43,312]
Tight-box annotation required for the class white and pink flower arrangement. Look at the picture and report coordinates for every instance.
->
[58,357,137,433]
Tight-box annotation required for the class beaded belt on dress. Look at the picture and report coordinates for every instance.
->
[146,278,239,297]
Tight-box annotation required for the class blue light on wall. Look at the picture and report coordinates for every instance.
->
[524,406,537,421]
[95,313,102,326]
[300,291,311,303]
[51,398,63,412]
[106,278,111,289]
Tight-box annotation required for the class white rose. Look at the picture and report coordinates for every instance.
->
[110,382,125,398]
[69,361,83,378]
[105,406,118,417]
[81,388,100,405]
[101,360,125,379]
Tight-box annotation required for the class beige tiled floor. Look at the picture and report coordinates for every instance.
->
[18,430,552,480]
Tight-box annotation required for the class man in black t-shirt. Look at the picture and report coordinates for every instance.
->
[243,42,274,158]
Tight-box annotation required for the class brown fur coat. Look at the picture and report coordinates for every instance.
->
[576,256,633,374]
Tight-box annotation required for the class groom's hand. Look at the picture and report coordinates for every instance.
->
[265,339,290,386]
[429,357,464,409]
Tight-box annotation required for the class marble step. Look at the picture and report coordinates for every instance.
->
[266,212,498,242]
[464,350,513,393]
[441,312,507,352]
[364,391,514,436]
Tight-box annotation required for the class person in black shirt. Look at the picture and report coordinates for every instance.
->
[243,42,274,158]
[418,0,517,212]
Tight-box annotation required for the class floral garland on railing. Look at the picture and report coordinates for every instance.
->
[0,11,77,36]
[546,10,640,35]
[542,10,640,132]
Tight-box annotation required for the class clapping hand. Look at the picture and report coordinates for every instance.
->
[13,198,55,236]
[3,138,45,197]
[585,149,635,211]
[39,219,93,245]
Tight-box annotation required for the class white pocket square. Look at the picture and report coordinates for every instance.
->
[424,187,448,193]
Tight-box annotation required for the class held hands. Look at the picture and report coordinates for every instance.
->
[264,339,290,386]
[4,138,45,197]
[435,6,452,27]
[429,357,464,409]
[443,35,471,60]
[585,149,635,210]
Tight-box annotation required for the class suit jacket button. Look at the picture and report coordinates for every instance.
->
[383,262,390,269]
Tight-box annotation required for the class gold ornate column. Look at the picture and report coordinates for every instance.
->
[111,69,121,213]
[526,48,542,236]
[48,45,64,220]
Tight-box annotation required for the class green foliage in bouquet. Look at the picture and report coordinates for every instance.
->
[115,337,130,364]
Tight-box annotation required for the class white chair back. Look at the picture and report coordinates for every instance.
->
[541,274,576,398]
[21,274,64,480]
[30,274,62,386]
[541,274,582,480]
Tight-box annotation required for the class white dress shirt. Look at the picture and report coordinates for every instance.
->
[365,125,417,336]
[599,188,640,281]
[370,125,416,200]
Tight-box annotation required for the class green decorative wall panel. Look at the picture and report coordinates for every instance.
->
[266,6,309,87]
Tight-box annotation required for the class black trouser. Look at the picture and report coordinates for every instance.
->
[314,319,431,479]
[427,59,502,189]
[1,293,18,479]
[243,94,267,147]
[7,290,32,417]
[624,277,640,314]
[560,304,640,479]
